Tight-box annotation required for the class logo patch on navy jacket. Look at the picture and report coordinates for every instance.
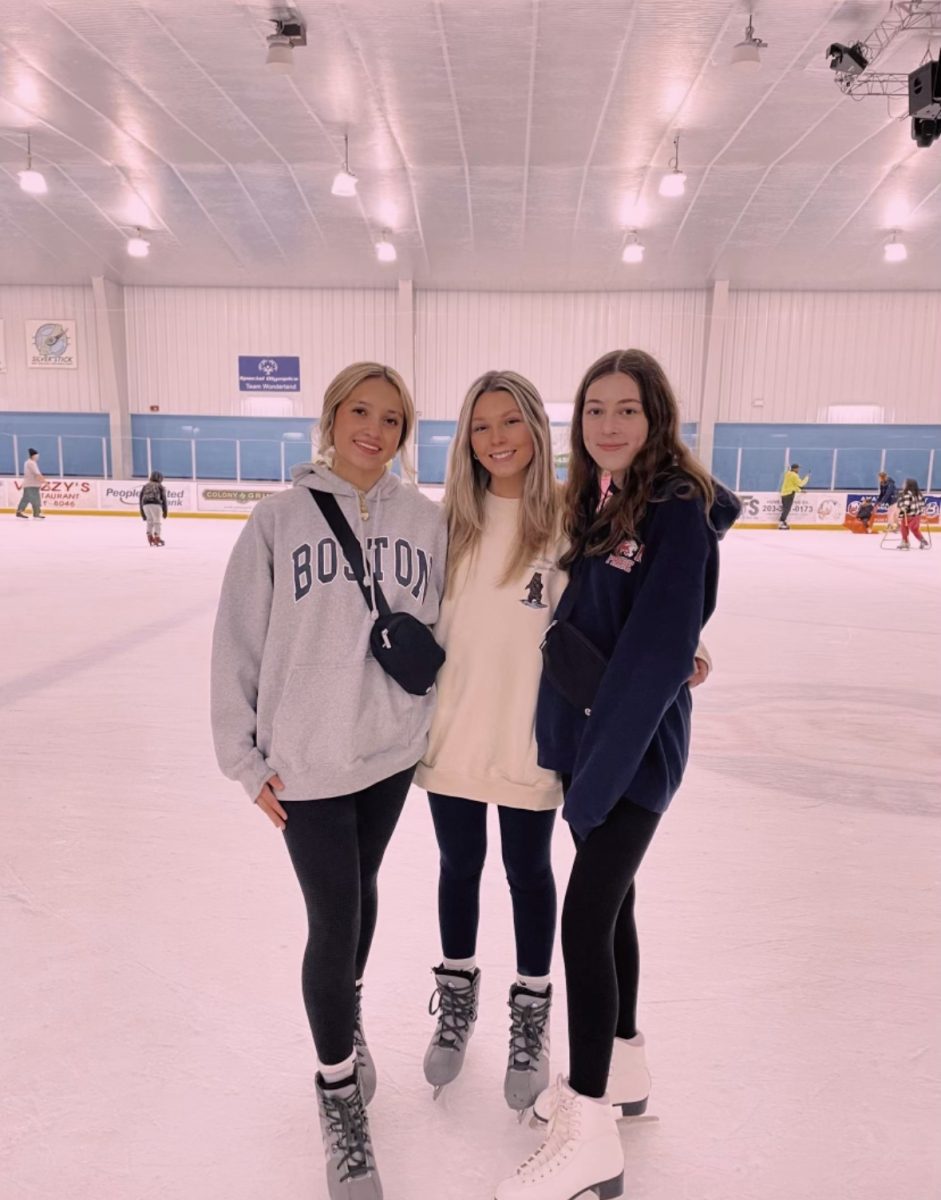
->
[605,538,644,573]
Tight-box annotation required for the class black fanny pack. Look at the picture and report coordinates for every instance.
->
[309,489,445,696]
[540,563,608,716]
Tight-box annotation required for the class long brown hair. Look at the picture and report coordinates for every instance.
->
[444,370,560,592]
[560,349,714,568]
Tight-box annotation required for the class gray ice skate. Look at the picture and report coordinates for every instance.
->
[423,965,481,1098]
[504,983,552,1119]
[354,983,376,1106]
[315,1069,382,1200]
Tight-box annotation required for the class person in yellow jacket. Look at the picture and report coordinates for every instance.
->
[779,463,809,530]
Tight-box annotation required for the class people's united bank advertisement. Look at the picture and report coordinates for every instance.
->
[238,356,300,393]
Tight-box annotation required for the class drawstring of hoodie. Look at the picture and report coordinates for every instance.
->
[356,489,383,622]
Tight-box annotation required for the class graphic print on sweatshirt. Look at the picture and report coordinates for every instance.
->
[291,535,434,603]
[518,556,560,609]
[605,537,645,574]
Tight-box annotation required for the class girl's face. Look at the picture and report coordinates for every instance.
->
[582,372,649,485]
[470,390,535,496]
[331,378,405,487]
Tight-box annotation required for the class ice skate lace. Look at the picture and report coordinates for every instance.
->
[321,1088,372,1182]
[428,979,478,1049]
[507,993,550,1072]
[518,1084,579,1180]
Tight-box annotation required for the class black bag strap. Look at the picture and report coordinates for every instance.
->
[552,558,584,624]
[308,489,391,617]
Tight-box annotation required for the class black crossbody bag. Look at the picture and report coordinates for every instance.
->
[540,563,609,716]
[309,489,445,696]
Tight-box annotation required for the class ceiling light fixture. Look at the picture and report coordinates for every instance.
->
[883,230,907,263]
[266,12,306,74]
[332,134,358,197]
[18,133,47,195]
[126,228,151,258]
[375,232,397,263]
[621,231,644,264]
[731,13,768,68]
[659,133,687,197]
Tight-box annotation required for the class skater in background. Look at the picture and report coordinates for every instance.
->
[497,350,738,1200]
[896,478,929,550]
[211,362,447,1200]
[14,448,46,520]
[778,462,809,530]
[139,471,168,546]
[876,471,899,531]
[417,370,712,1118]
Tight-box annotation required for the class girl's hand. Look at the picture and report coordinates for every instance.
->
[688,656,710,689]
[255,774,287,830]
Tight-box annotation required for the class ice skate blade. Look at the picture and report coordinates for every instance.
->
[432,1085,445,1101]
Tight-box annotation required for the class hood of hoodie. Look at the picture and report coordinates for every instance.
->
[709,483,741,540]
[290,460,405,501]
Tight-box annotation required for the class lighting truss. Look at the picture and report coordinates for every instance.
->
[832,0,941,97]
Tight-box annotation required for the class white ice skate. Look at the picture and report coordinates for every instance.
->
[531,1032,650,1127]
[315,1068,383,1200]
[504,983,552,1119]
[423,965,481,1098]
[495,1077,623,1200]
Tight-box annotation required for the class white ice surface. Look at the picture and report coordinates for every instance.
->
[2,516,939,1200]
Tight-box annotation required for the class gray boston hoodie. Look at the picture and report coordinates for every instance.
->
[210,462,447,802]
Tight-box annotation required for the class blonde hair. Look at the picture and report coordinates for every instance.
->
[444,370,561,592]
[317,361,417,482]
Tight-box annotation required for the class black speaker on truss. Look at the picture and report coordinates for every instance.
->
[908,60,940,116]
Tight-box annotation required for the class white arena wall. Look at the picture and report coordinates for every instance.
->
[2,284,941,425]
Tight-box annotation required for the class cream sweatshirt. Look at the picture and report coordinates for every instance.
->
[415,491,567,810]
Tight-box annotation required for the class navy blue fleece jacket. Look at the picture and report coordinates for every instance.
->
[536,482,739,839]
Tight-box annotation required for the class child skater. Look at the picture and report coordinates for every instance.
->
[211,362,447,1200]
[496,349,739,1200]
[417,371,713,1118]
[896,478,929,549]
[139,470,168,546]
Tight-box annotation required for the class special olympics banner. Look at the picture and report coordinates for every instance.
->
[846,492,940,525]
[26,319,78,369]
[196,484,286,514]
[735,491,847,526]
[99,481,196,513]
[8,478,98,509]
[238,355,300,392]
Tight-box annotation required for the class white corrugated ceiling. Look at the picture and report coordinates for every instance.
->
[0,0,939,290]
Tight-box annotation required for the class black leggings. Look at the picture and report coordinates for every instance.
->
[561,781,661,1098]
[281,767,414,1065]
[780,492,796,523]
[428,793,557,978]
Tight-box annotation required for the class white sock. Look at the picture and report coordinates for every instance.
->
[319,1052,356,1084]
[517,973,551,993]
[443,956,476,972]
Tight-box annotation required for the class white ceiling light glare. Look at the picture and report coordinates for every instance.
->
[883,230,907,263]
[621,230,645,264]
[126,228,151,258]
[18,133,47,196]
[659,133,687,197]
[375,231,397,263]
[332,134,358,197]
[266,12,306,74]
[731,13,768,69]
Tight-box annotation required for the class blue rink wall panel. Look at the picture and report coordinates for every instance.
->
[1,412,939,489]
